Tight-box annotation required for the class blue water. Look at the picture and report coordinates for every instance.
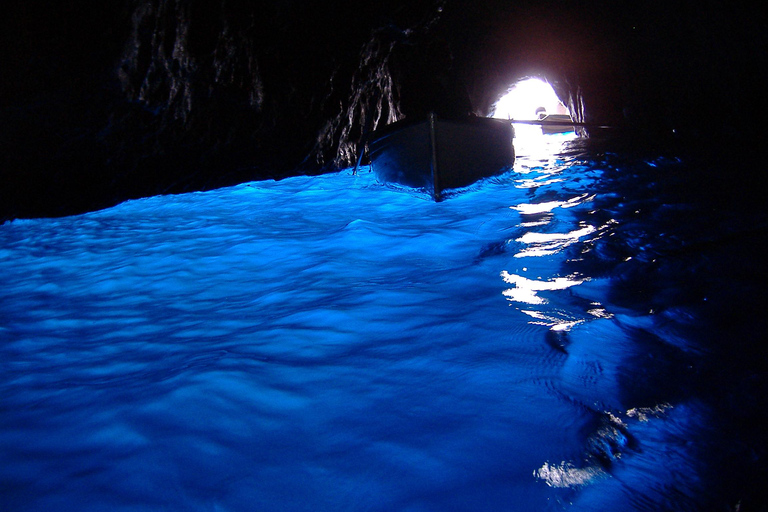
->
[2,135,765,511]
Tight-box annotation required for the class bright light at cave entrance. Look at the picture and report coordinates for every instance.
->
[492,78,576,152]
[491,78,567,121]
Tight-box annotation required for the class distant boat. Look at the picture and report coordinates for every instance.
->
[364,113,515,201]
[537,113,575,134]
[509,115,611,133]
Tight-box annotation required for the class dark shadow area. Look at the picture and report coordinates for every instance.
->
[2,0,766,220]
[556,139,768,509]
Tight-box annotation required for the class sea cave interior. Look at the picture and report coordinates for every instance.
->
[2,1,767,511]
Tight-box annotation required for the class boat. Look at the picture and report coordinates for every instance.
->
[537,114,575,134]
[363,113,515,201]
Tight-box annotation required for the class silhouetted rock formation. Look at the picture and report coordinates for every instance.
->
[2,0,765,220]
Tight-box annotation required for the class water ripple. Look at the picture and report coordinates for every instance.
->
[0,142,754,511]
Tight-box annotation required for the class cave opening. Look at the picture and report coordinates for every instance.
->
[490,77,577,153]
[491,78,568,122]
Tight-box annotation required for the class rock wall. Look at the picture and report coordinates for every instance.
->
[2,0,765,220]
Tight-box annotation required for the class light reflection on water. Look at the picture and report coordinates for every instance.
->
[500,271,585,305]
[0,134,756,510]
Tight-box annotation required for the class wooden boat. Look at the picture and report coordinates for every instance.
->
[537,114,575,134]
[364,113,515,201]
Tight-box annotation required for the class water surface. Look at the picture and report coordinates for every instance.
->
[2,134,765,510]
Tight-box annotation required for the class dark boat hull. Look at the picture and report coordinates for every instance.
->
[367,114,515,200]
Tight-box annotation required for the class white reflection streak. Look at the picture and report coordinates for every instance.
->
[503,287,546,305]
[520,310,583,331]
[513,225,596,257]
[511,194,594,215]
[513,201,565,215]
[517,226,595,244]
[534,461,604,488]
[520,218,550,228]
[534,404,673,488]
[627,403,673,422]
[500,271,584,305]
[514,177,563,189]
[587,306,613,319]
